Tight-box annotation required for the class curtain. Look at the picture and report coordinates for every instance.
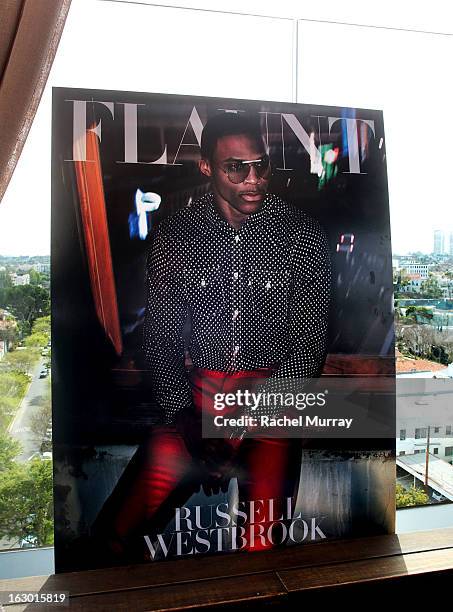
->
[0,0,72,204]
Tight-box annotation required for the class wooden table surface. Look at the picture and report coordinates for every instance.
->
[1,529,453,610]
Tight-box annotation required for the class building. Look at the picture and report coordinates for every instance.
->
[9,272,30,286]
[33,262,50,273]
[397,426,453,464]
[399,261,430,279]
[434,229,445,255]
[399,274,423,293]
[438,276,453,299]
[397,360,453,465]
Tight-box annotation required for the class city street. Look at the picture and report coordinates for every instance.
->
[8,357,50,462]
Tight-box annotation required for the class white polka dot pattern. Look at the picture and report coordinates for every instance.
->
[143,192,331,424]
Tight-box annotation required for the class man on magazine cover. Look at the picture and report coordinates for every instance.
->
[93,112,331,560]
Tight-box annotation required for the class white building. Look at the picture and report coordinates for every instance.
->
[397,428,453,464]
[399,261,430,279]
[33,262,50,273]
[9,273,30,286]
[397,376,453,464]
[438,276,453,299]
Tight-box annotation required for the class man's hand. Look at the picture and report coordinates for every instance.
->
[198,438,242,495]
[175,408,242,494]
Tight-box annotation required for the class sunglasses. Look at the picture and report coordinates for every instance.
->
[217,155,271,184]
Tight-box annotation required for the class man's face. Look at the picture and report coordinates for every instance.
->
[200,134,270,219]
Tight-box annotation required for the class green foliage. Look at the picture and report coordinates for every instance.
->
[405,305,434,322]
[0,370,29,400]
[0,432,21,470]
[396,484,429,508]
[0,459,53,547]
[0,284,50,328]
[0,348,39,375]
[0,307,53,549]
[0,324,18,346]
[0,271,13,290]
[0,396,19,429]
[24,333,48,348]
[21,317,50,353]
[32,316,51,336]
[18,320,32,337]
[420,276,443,299]
[29,270,43,286]
[393,270,411,291]
[429,345,450,365]
[0,361,33,428]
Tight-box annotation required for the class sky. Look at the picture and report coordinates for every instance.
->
[0,0,452,256]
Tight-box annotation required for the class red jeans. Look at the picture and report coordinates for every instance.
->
[98,368,300,553]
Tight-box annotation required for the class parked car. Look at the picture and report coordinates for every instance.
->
[432,491,447,502]
[20,537,38,549]
[39,370,47,378]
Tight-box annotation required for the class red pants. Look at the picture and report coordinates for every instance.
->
[101,369,299,553]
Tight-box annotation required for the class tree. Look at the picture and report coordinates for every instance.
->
[24,332,48,349]
[0,459,53,547]
[0,370,30,429]
[32,316,51,336]
[0,396,18,430]
[429,344,449,364]
[405,306,434,323]
[420,275,443,299]
[396,484,429,508]
[0,284,50,330]
[29,270,44,286]
[30,380,51,440]
[399,324,435,357]
[0,271,13,289]
[0,370,29,400]
[394,270,410,292]
[0,349,38,375]
[0,313,18,347]
[0,432,21,471]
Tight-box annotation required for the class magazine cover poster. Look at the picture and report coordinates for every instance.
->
[51,89,395,572]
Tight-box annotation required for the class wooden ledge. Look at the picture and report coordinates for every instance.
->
[2,529,453,610]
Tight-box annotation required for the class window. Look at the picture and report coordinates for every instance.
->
[415,428,427,439]
[0,0,452,582]
[0,0,295,563]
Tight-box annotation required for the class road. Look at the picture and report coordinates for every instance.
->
[8,358,50,462]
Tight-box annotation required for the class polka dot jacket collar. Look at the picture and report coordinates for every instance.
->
[143,192,331,424]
